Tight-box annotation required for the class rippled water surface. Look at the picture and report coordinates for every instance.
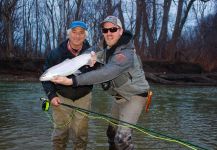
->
[0,82,216,150]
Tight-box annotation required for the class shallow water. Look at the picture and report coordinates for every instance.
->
[0,82,216,150]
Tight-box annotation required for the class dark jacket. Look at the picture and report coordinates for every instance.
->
[72,31,150,100]
[41,39,93,101]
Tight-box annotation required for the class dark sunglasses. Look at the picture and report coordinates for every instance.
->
[102,27,119,33]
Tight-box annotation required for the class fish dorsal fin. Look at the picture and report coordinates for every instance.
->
[61,58,71,63]
[47,59,71,71]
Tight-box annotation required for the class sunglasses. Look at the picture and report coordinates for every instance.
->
[102,27,119,33]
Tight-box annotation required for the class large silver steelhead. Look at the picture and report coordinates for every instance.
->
[39,53,91,81]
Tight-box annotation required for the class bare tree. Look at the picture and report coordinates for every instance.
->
[22,0,26,57]
[134,0,143,58]
[34,0,39,56]
[134,0,161,59]
[0,0,18,58]
[0,0,215,72]
[46,0,56,49]
[117,0,125,29]
[106,0,113,15]
[75,0,83,20]
[156,0,172,59]
[167,0,211,61]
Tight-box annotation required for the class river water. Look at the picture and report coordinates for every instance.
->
[0,81,216,150]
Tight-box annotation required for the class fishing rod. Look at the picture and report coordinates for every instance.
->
[40,97,209,150]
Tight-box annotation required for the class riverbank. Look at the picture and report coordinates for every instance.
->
[0,58,217,85]
[1,70,217,86]
[0,70,40,82]
[0,58,43,82]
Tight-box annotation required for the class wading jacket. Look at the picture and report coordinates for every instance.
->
[41,40,93,101]
[72,31,150,100]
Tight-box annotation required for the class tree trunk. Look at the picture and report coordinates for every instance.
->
[106,0,113,16]
[142,0,155,58]
[46,0,56,48]
[117,1,125,29]
[1,0,17,58]
[168,0,196,61]
[134,0,142,57]
[75,0,83,20]
[22,0,26,57]
[35,0,39,56]
[156,0,172,59]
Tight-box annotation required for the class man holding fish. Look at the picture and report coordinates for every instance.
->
[50,16,150,150]
[41,21,94,150]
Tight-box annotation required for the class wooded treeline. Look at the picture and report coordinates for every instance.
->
[0,0,216,72]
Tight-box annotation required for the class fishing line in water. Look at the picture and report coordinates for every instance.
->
[40,98,208,150]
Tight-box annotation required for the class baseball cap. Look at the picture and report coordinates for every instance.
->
[69,21,88,30]
[101,16,122,28]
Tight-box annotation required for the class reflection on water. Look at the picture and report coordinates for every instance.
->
[0,82,216,150]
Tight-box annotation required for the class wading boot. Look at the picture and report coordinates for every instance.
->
[107,125,118,150]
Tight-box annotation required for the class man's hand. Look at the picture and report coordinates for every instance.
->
[51,97,61,107]
[51,76,73,85]
[89,51,97,67]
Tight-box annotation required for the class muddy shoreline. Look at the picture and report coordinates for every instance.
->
[1,70,217,86]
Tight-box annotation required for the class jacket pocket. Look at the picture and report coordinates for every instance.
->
[112,72,131,88]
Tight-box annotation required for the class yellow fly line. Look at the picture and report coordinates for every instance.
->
[40,98,208,150]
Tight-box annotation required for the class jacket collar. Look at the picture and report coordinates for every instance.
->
[59,39,90,56]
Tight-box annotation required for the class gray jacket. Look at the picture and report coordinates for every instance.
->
[73,31,150,100]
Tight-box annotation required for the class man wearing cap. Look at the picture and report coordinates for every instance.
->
[51,16,150,150]
[41,21,94,150]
